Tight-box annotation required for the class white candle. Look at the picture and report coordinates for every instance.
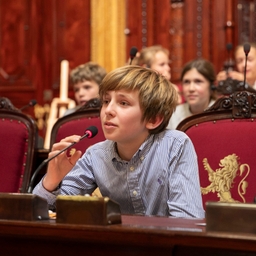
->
[60,60,69,100]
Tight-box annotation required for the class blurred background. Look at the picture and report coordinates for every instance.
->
[0,0,254,139]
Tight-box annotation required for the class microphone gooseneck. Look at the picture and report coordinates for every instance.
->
[243,43,251,89]
[129,46,138,65]
[27,126,98,193]
[20,99,37,111]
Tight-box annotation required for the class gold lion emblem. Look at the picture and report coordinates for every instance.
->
[69,148,76,156]
[201,154,250,203]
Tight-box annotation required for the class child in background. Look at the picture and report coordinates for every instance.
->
[217,42,256,89]
[134,45,182,104]
[64,62,106,115]
[33,65,204,218]
[168,58,217,129]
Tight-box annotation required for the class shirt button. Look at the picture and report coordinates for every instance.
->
[133,190,137,196]
[140,156,144,161]
[130,166,134,171]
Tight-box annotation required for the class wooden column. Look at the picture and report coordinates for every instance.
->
[90,0,126,72]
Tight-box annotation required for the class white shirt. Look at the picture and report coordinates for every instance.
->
[167,100,215,130]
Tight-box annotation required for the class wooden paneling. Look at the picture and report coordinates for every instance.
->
[152,0,171,49]
[125,0,143,56]
[0,0,255,139]
[0,0,36,110]
[170,2,183,81]
[126,0,171,53]
[53,0,91,98]
[210,0,229,74]
[0,0,90,108]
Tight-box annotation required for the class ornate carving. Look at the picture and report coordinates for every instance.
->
[141,0,147,47]
[233,91,252,118]
[206,90,256,118]
[237,0,256,42]
[0,97,19,112]
[196,0,203,58]
[170,1,184,81]
[217,78,256,95]
[76,98,101,112]
[206,96,233,112]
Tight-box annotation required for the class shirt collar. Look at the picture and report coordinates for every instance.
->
[110,133,156,164]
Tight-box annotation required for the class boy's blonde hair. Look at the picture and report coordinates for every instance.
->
[70,62,107,85]
[99,65,178,134]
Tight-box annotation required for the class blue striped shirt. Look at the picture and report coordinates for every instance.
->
[33,129,204,218]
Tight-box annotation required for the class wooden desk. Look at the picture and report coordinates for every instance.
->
[0,215,256,256]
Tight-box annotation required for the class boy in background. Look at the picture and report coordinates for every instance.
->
[64,62,106,115]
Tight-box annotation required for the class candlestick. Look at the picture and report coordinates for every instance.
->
[60,60,69,101]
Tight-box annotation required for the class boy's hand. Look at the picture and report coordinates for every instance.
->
[42,135,82,192]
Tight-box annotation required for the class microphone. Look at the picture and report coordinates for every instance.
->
[129,46,138,65]
[226,43,233,51]
[27,126,98,193]
[243,43,251,89]
[20,99,37,111]
[224,43,235,73]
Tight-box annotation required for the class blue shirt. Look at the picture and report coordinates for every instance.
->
[33,129,204,218]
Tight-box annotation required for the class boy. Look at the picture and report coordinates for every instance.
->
[33,65,204,218]
[64,62,106,115]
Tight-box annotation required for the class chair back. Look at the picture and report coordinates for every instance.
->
[50,99,105,156]
[177,91,256,209]
[0,97,37,192]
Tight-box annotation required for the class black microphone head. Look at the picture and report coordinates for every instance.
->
[130,47,138,58]
[29,99,37,106]
[85,126,98,138]
[244,43,251,55]
[226,43,233,51]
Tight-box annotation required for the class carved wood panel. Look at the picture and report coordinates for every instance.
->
[0,0,90,110]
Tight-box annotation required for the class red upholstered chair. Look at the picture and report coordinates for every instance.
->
[177,91,256,209]
[49,98,105,157]
[0,97,37,193]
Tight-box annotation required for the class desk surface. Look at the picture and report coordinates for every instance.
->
[1,215,256,256]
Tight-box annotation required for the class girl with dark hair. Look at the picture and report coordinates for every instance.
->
[167,58,217,129]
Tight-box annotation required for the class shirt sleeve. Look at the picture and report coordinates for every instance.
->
[167,135,205,218]
[32,179,60,210]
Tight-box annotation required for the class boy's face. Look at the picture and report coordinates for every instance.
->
[150,51,171,80]
[100,89,150,148]
[73,80,99,106]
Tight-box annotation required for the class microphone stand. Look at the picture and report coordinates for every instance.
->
[129,46,138,65]
[243,54,249,90]
[243,43,251,90]
[27,128,97,193]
